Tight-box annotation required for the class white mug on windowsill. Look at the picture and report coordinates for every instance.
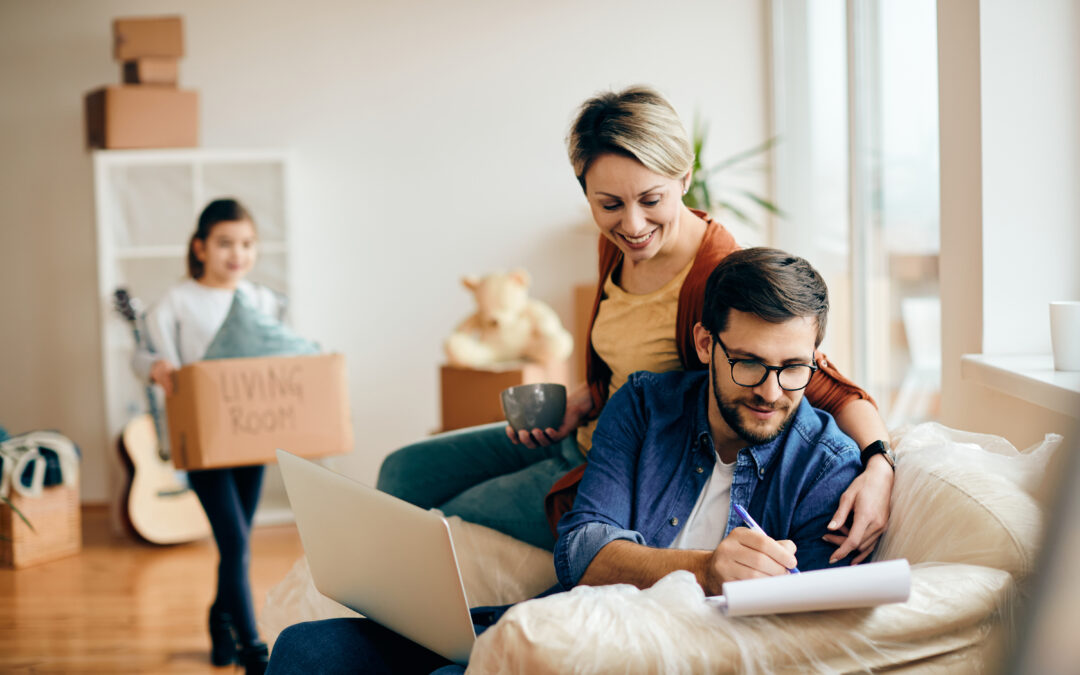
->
[1050,301,1080,371]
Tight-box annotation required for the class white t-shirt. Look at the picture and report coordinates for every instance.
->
[669,455,737,551]
[145,279,284,368]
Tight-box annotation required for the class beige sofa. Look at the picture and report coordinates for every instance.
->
[260,423,1059,673]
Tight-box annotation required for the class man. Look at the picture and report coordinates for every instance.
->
[555,247,865,594]
[268,248,869,674]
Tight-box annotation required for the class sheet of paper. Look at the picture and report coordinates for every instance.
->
[705,558,911,617]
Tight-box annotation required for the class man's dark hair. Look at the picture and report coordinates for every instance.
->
[700,247,829,346]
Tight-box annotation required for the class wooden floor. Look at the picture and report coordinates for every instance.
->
[0,507,305,674]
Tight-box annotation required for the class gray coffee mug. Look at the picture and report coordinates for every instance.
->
[500,383,567,433]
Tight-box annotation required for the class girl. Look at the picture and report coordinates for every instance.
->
[146,198,283,674]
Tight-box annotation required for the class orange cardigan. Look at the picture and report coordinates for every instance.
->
[544,212,874,532]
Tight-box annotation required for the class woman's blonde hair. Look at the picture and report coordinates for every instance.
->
[567,85,694,192]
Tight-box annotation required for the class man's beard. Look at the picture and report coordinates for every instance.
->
[711,354,797,446]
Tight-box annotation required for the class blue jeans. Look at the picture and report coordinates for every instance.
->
[377,423,583,550]
[265,606,513,675]
[187,465,264,645]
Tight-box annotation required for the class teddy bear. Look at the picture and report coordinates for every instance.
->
[444,269,574,368]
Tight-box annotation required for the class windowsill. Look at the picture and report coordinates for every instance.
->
[960,354,1080,418]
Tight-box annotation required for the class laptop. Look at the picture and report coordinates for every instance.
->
[276,449,476,665]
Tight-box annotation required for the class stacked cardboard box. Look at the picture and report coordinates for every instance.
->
[440,360,570,432]
[85,15,198,149]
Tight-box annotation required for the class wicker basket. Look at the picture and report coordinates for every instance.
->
[0,483,82,568]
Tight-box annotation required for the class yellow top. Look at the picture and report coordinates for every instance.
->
[576,258,694,453]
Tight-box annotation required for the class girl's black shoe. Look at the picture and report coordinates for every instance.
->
[208,606,238,666]
[238,641,269,675]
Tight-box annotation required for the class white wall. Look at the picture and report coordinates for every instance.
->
[937,0,1079,451]
[980,0,1080,355]
[0,0,771,502]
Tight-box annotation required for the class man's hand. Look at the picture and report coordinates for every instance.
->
[702,527,798,595]
[823,453,894,564]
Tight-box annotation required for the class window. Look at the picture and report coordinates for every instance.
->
[772,0,940,426]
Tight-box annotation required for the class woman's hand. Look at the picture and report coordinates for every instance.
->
[506,383,594,448]
[150,359,177,396]
[823,454,894,564]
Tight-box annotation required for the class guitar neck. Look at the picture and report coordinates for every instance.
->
[115,290,170,464]
[144,384,169,463]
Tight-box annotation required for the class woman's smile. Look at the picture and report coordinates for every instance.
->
[618,228,658,248]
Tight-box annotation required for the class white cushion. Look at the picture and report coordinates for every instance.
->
[451,515,558,607]
[875,423,1058,577]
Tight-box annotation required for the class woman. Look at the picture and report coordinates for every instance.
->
[380,86,893,563]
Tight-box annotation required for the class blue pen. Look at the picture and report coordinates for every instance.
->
[732,503,800,574]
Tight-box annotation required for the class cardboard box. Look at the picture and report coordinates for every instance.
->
[0,484,82,569]
[440,361,569,432]
[85,86,198,149]
[165,354,353,470]
[113,16,184,60]
[122,57,179,86]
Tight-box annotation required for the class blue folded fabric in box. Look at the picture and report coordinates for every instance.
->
[31,448,65,487]
[203,290,319,360]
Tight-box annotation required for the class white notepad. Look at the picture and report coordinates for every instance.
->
[705,558,911,616]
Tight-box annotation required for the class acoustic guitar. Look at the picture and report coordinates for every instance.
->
[113,288,211,545]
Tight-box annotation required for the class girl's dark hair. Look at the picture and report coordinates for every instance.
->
[187,198,255,279]
[701,247,830,346]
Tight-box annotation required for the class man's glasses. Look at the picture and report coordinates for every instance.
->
[714,335,817,391]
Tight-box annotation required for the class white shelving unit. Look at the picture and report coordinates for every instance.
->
[93,148,295,525]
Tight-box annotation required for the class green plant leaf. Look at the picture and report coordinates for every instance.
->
[707,136,779,173]
[1,494,34,533]
[716,199,754,225]
[738,189,784,216]
[687,119,781,230]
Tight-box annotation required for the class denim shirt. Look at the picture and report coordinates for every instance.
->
[554,369,861,589]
